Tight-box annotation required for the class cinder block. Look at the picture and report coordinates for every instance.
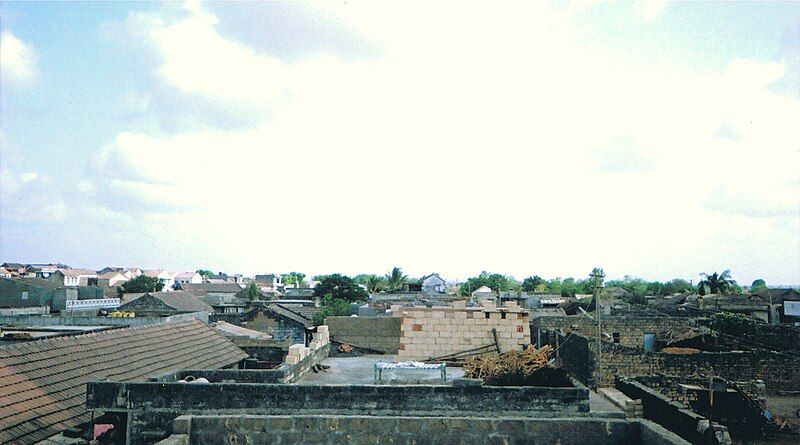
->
[288,344,304,356]
[317,326,329,335]
[285,355,300,365]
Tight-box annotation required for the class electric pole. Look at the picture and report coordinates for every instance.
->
[592,268,605,388]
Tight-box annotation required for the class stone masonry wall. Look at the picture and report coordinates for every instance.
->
[166,414,688,445]
[326,316,400,353]
[539,330,800,392]
[397,301,530,360]
[532,315,697,349]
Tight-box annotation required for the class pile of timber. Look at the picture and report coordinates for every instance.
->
[463,344,553,385]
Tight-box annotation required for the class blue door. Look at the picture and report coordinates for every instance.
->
[643,333,655,352]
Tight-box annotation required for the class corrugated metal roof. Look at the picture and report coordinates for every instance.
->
[0,320,247,445]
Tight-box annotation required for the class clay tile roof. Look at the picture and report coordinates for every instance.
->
[268,304,314,328]
[176,282,242,293]
[0,320,247,445]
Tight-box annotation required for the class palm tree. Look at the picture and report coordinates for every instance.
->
[385,267,408,292]
[698,270,735,295]
[364,275,386,293]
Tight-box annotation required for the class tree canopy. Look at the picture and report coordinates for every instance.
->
[118,275,164,295]
[521,275,544,292]
[750,279,767,293]
[313,274,368,302]
[458,271,516,296]
[698,270,736,295]
[385,267,408,292]
[281,271,306,287]
[354,274,387,293]
[196,269,214,278]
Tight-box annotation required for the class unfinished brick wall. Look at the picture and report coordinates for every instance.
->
[397,301,530,360]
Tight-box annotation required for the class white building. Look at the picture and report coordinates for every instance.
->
[421,273,447,294]
[174,271,203,285]
[55,269,98,287]
[142,269,175,291]
[98,272,129,287]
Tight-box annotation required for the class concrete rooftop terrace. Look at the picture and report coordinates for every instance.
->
[296,355,624,418]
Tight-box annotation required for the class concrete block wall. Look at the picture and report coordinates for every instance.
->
[326,316,401,353]
[397,301,530,360]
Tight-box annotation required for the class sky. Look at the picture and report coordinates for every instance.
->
[1,1,798,285]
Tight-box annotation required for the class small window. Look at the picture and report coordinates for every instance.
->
[485,312,490,319]
[501,312,507,319]
[21,291,28,300]
[612,333,620,344]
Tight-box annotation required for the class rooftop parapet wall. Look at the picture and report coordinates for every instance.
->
[326,316,400,353]
[87,379,590,417]
[397,301,530,360]
[161,414,689,445]
[616,377,732,445]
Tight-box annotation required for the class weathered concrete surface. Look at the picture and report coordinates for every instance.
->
[297,355,464,385]
[163,414,690,445]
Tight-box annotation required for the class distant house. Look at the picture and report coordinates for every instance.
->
[117,291,213,316]
[0,268,11,278]
[255,274,283,292]
[698,293,772,322]
[29,264,60,279]
[52,268,98,287]
[173,271,203,286]
[211,303,314,345]
[98,271,129,287]
[283,287,315,299]
[175,282,243,295]
[101,267,142,279]
[421,273,447,294]
[202,294,250,314]
[0,277,68,309]
[142,269,175,291]
[0,263,26,276]
[471,285,494,298]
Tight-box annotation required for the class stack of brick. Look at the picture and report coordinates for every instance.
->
[284,325,330,365]
[397,301,530,360]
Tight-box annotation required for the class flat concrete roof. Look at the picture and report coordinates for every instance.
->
[296,355,624,418]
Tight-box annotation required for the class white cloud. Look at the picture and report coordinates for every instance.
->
[85,1,799,283]
[0,31,37,85]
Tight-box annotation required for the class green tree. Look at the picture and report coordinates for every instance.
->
[311,295,353,325]
[750,279,767,294]
[385,267,408,292]
[662,279,694,295]
[246,282,259,301]
[196,269,214,278]
[698,270,736,295]
[458,271,514,296]
[353,274,387,293]
[281,271,307,287]
[118,275,164,295]
[313,274,368,302]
